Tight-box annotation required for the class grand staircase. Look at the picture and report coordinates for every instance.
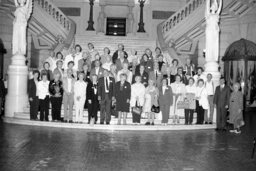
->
[75,34,156,57]
[0,0,76,53]
[157,0,256,63]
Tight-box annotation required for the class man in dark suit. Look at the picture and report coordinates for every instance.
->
[214,77,230,131]
[112,44,128,64]
[87,74,99,124]
[28,70,40,120]
[98,70,115,124]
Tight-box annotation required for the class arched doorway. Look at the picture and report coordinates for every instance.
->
[222,38,256,110]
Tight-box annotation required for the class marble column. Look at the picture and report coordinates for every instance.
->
[5,54,28,117]
[204,0,222,86]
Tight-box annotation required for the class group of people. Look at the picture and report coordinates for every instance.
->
[28,43,244,133]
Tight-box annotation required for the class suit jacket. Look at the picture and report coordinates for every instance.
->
[116,58,129,72]
[114,81,131,102]
[214,85,230,107]
[0,79,6,98]
[89,67,105,80]
[98,77,115,100]
[112,50,128,63]
[28,79,37,99]
[87,82,98,102]
[140,61,154,73]
[159,86,173,106]
[62,77,76,95]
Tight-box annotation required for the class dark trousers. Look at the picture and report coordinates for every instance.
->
[196,100,204,124]
[100,94,111,123]
[185,109,194,124]
[29,96,39,120]
[39,96,49,121]
[51,96,62,121]
[88,100,99,123]
[160,104,170,123]
[216,105,227,129]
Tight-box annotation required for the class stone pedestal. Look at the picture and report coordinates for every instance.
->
[204,61,221,124]
[5,54,28,117]
[204,61,221,87]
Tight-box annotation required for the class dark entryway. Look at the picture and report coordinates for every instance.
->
[106,18,126,36]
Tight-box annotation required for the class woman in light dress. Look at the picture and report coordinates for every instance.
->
[185,78,196,125]
[170,75,186,124]
[130,76,145,124]
[144,79,159,125]
[229,83,244,134]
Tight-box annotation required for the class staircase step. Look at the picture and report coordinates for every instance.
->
[4,117,216,131]
[75,35,156,56]
[14,111,200,125]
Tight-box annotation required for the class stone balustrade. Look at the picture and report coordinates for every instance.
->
[162,0,205,36]
[36,0,71,31]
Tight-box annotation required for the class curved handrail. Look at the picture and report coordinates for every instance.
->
[34,0,76,52]
[36,0,71,31]
[162,0,206,38]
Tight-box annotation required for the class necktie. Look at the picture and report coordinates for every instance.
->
[155,71,158,79]
[105,78,109,91]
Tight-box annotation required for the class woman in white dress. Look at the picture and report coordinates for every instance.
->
[117,62,132,84]
[144,79,159,125]
[170,75,186,124]
[130,76,146,124]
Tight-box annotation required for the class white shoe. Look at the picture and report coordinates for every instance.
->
[234,130,241,134]
[229,130,235,133]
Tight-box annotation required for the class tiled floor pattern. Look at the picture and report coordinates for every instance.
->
[0,112,256,171]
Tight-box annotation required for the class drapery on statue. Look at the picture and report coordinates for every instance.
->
[12,0,33,55]
[205,0,222,62]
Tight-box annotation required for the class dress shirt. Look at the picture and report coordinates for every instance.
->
[35,80,39,96]
[74,81,87,98]
[162,86,167,94]
[37,80,50,99]
[185,85,196,94]
[95,67,100,75]
[104,77,110,93]
[67,78,72,93]
[205,80,214,95]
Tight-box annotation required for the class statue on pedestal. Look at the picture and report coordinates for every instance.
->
[97,6,105,33]
[205,0,222,62]
[12,0,33,55]
[127,11,134,34]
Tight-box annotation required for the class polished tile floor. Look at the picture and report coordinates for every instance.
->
[0,113,256,171]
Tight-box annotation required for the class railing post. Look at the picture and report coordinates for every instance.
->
[137,0,146,32]
[86,0,95,31]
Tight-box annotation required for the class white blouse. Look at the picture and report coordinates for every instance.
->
[130,83,145,107]
[37,80,50,100]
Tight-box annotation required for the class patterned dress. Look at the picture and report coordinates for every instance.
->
[229,91,244,128]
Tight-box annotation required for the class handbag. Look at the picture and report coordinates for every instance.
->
[151,105,160,113]
[132,100,142,115]
[132,106,142,115]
